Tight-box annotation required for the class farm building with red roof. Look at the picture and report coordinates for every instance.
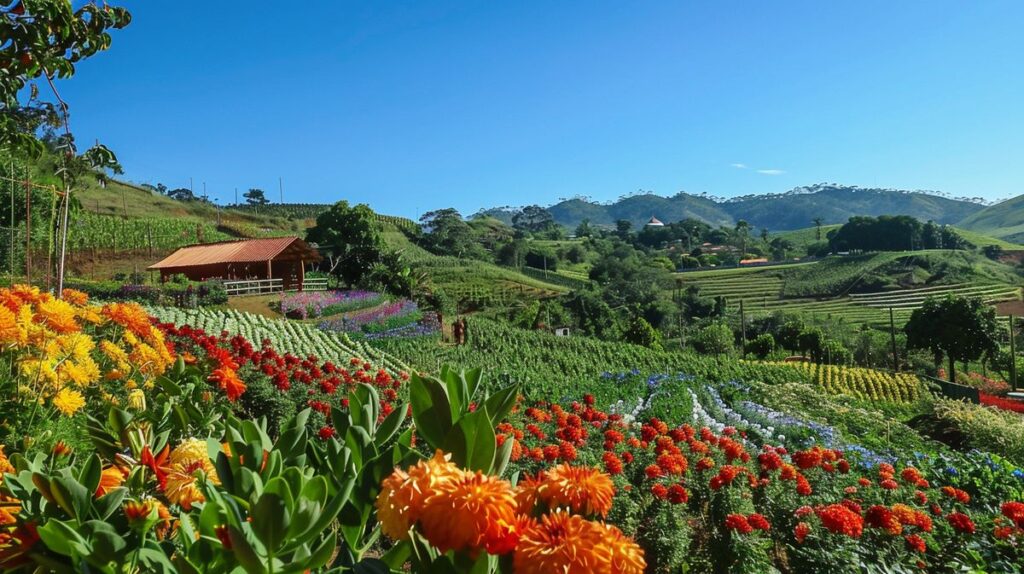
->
[148,236,321,290]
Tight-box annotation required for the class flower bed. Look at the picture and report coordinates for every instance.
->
[1,284,1023,572]
[279,289,383,319]
[318,299,435,339]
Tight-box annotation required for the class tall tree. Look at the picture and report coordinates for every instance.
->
[419,208,483,259]
[734,220,750,257]
[244,188,269,207]
[813,217,824,241]
[512,205,556,234]
[905,295,999,383]
[306,201,386,286]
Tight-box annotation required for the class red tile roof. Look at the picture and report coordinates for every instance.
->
[148,237,320,270]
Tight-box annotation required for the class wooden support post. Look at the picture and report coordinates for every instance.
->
[299,260,305,291]
[1010,315,1018,392]
[739,299,747,358]
[889,307,899,372]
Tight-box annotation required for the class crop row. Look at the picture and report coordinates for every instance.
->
[763,361,925,403]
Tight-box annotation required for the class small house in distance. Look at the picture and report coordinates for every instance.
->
[645,216,665,227]
[148,237,322,290]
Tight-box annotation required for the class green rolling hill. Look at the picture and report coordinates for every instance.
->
[958,194,1024,244]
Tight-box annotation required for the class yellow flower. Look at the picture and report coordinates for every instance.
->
[58,358,100,387]
[19,358,58,388]
[376,450,464,541]
[76,305,104,325]
[52,388,86,416]
[59,333,95,362]
[100,340,130,364]
[165,459,219,510]
[127,389,146,411]
[130,342,169,377]
[34,298,80,335]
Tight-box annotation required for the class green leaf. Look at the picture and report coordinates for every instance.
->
[442,408,496,472]
[482,384,519,428]
[37,519,90,557]
[227,525,268,574]
[252,478,293,551]
[374,402,407,449]
[409,375,453,449]
[77,454,102,497]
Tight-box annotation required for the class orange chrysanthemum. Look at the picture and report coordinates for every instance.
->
[514,472,546,514]
[34,298,80,334]
[539,464,616,518]
[513,511,611,574]
[60,289,89,306]
[0,306,18,346]
[376,450,464,541]
[101,302,153,339]
[418,470,521,554]
[603,522,647,574]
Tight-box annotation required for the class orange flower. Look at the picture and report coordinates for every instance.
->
[376,450,463,541]
[603,522,646,574]
[101,302,153,339]
[539,464,616,518]
[418,470,521,554]
[0,521,39,569]
[208,367,246,402]
[96,466,128,497]
[0,306,18,346]
[123,500,154,523]
[514,471,546,514]
[34,298,80,334]
[513,511,611,574]
[60,289,89,306]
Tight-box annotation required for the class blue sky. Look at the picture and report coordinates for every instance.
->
[57,1,1024,218]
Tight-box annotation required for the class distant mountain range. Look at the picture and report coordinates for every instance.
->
[475,184,988,232]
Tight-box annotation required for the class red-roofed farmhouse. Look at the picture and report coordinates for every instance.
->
[148,237,322,289]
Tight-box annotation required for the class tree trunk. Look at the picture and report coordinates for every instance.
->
[948,355,956,385]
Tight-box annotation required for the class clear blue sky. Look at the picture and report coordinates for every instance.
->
[57,1,1023,218]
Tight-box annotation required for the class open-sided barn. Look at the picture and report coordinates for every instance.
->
[147,236,322,290]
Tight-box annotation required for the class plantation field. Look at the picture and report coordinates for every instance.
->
[146,305,411,374]
[675,250,1022,327]
[382,224,572,309]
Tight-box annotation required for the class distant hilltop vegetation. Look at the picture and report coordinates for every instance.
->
[476,183,989,231]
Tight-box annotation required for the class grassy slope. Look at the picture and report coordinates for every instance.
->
[958,194,1024,241]
[774,224,1021,250]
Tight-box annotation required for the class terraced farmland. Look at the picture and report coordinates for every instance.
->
[675,259,1022,328]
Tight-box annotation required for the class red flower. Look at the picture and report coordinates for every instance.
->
[748,514,771,531]
[317,426,336,441]
[816,504,864,538]
[602,452,623,475]
[794,522,811,543]
[904,534,926,553]
[1002,501,1024,529]
[946,512,975,534]
[651,484,668,500]
[725,514,753,534]
[667,484,689,505]
[865,506,902,535]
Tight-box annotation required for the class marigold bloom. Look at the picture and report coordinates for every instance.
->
[418,471,520,554]
[603,522,646,574]
[1002,501,1024,529]
[539,464,615,518]
[376,451,463,540]
[123,500,154,524]
[725,514,753,534]
[904,534,926,553]
[748,513,771,531]
[208,366,246,402]
[52,388,86,416]
[865,505,902,535]
[817,504,863,538]
[947,512,975,534]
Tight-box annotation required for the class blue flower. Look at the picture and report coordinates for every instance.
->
[1013,469,1024,480]
[945,467,959,476]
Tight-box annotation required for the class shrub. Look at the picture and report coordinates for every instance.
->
[692,323,734,357]
[747,333,776,359]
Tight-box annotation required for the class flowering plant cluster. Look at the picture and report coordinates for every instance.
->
[279,289,383,319]
[318,299,423,335]
[0,285,177,438]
